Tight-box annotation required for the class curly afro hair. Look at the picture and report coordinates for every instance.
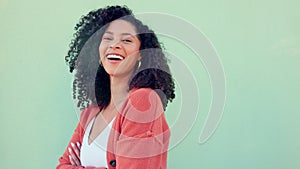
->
[65,5,175,110]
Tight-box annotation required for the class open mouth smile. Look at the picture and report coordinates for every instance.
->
[106,54,125,63]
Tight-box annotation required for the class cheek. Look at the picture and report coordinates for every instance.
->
[126,54,141,66]
[99,43,106,58]
[126,45,140,56]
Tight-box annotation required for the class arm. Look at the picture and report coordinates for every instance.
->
[56,108,106,169]
[115,89,171,169]
[56,122,85,169]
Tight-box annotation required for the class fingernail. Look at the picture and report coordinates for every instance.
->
[76,142,80,147]
[68,147,72,153]
[71,142,75,147]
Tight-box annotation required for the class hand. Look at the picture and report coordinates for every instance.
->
[68,142,81,166]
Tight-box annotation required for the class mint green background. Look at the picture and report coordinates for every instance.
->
[1,0,299,168]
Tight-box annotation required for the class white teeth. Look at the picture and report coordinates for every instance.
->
[107,54,124,60]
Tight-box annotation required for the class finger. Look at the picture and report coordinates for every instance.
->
[69,155,75,166]
[68,147,81,166]
[71,142,80,158]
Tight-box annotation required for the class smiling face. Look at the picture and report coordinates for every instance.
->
[99,19,141,78]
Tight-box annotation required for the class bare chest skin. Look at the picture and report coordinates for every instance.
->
[87,106,117,145]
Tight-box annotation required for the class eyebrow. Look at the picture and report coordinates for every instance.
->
[104,31,136,37]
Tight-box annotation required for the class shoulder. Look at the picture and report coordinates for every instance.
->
[129,88,156,97]
[118,88,164,123]
[128,88,163,112]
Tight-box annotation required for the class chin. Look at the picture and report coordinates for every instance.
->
[103,65,133,78]
[103,67,119,76]
[104,69,116,76]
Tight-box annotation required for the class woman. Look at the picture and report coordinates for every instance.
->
[56,5,175,169]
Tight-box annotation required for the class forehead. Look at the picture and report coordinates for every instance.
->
[105,19,138,35]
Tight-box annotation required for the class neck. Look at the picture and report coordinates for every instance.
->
[109,74,131,107]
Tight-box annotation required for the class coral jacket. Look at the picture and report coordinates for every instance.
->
[56,88,171,169]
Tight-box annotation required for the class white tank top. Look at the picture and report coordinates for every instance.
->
[80,117,115,168]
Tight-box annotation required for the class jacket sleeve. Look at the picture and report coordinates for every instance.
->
[115,89,171,169]
[56,109,106,169]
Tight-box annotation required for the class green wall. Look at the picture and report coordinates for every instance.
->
[1,0,299,168]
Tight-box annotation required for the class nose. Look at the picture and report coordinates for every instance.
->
[110,40,122,49]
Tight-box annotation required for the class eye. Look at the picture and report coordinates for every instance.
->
[122,39,132,43]
[103,36,113,41]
